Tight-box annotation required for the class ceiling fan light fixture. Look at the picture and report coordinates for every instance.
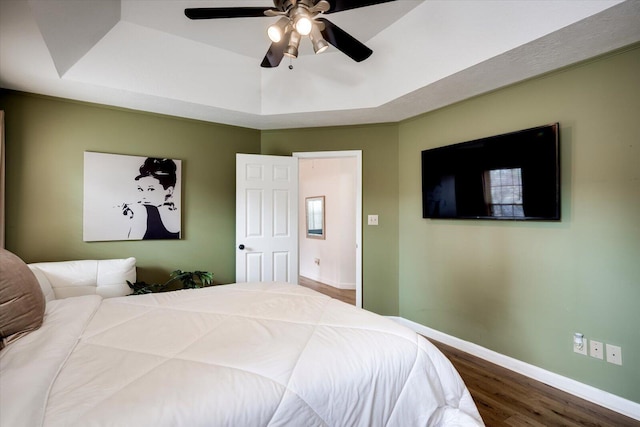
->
[312,38,329,54]
[185,0,384,68]
[267,17,289,43]
[294,15,313,36]
[284,30,301,59]
[291,5,313,36]
[309,24,329,54]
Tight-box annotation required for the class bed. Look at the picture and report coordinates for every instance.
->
[1,252,483,426]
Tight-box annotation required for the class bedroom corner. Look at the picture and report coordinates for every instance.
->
[0,91,260,286]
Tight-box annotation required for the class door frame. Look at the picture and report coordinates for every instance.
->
[293,150,363,308]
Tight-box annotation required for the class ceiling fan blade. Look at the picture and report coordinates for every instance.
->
[325,0,396,14]
[184,8,268,20]
[318,18,372,62]
[261,38,288,68]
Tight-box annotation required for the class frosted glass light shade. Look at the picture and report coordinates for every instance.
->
[268,17,289,43]
[295,16,312,36]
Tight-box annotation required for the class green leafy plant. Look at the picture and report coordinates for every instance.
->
[126,281,166,295]
[127,270,214,295]
[168,270,213,289]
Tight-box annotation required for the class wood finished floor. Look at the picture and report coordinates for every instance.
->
[299,276,355,305]
[430,340,639,427]
[299,278,639,427]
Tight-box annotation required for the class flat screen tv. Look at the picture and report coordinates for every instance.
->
[422,123,560,221]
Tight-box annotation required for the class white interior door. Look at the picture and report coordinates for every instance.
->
[236,154,298,283]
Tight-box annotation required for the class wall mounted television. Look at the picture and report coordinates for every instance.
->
[422,123,560,221]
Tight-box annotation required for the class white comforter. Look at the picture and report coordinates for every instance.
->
[1,282,483,426]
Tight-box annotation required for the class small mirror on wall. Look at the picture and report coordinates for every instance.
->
[306,196,325,239]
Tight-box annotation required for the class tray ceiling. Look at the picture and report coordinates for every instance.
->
[1,0,639,129]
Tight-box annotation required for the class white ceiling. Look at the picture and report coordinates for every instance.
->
[1,0,639,130]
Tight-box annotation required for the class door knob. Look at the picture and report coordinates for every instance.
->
[238,244,245,250]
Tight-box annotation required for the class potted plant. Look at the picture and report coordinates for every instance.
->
[127,270,214,295]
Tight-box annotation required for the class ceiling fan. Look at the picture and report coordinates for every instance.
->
[185,0,396,68]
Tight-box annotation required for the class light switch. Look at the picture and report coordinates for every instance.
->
[368,215,379,226]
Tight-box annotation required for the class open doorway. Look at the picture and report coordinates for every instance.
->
[293,151,362,307]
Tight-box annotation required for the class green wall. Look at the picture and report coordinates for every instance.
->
[398,45,640,403]
[1,91,260,285]
[261,125,400,315]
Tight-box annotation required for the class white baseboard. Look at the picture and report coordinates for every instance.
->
[389,316,640,422]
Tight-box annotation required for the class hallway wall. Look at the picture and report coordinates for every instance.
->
[299,157,357,289]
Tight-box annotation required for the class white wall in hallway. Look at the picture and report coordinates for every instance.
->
[299,158,356,289]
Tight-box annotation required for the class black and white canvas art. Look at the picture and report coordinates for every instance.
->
[83,152,182,242]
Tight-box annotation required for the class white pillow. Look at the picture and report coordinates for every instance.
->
[28,258,136,300]
[28,266,56,303]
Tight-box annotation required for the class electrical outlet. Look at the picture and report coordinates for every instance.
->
[590,340,604,359]
[573,334,587,355]
[314,258,320,266]
[368,215,379,226]
[606,344,622,365]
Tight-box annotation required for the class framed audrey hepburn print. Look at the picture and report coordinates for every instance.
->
[83,152,182,242]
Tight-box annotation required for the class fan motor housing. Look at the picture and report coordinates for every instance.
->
[276,0,297,12]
